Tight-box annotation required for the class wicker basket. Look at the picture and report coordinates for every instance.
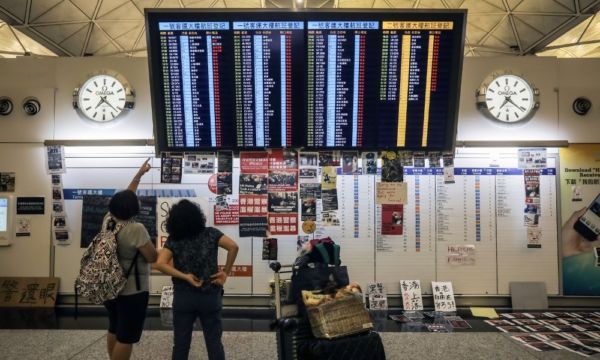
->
[306,294,373,339]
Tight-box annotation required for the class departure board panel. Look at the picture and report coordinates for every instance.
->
[377,21,456,149]
[233,21,304,148]
[156,21,234,149]
[304,17,464,150]
[306,21,380,148]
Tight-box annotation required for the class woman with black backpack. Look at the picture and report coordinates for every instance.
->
[104,158,158,360]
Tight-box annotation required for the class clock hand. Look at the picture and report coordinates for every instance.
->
[499,97,509,109]
[94,97,104,109]
[103,98,118,112]
[506,97,521,109]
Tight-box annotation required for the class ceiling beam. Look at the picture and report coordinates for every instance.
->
[82,0,103,56]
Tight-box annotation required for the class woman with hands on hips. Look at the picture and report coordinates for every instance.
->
[154,199,238,360]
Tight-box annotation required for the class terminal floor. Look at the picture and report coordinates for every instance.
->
[0,308,599,359]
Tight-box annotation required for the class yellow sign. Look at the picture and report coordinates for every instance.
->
[383,21,454,30]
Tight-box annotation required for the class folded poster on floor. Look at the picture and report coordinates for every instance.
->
[501,313,536,319]
[497,326,528,333]
[512,319,542,326]
[485,320,515,327]
[576,339,600,351]
[523,341,562,352]
[531,333,572,342]
[448,320,471,329]
[553,339,600,357]
[524,325,559,333]
[511,335,542,344]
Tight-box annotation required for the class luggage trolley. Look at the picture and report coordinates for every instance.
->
[270,261,311,360]
[269,261,386,360]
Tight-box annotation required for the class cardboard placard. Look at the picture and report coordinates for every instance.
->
[0,277,59,307]
[376,182,407,205]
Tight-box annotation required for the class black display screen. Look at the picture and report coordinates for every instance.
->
[146,10,465,152]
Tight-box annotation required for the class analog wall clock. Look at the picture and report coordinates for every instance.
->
[476,72,539,124]
[73,72,135,122]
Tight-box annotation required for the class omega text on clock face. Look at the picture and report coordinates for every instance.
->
[484,74,535,123]
[78,75,126,122]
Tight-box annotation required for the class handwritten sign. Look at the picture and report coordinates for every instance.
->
[160,285,173,308]
[0,277,59,307]
[447,244,476,265]
[376,182,407,204]
[400,280,423,311]
[366,282,388,310]
[431,281,456,312]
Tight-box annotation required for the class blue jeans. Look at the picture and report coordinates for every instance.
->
[172,286,224,360]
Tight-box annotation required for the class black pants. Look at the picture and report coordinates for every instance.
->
[172,287,224,360]
[104,291,149,344]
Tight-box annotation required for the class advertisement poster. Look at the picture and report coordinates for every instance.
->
[560,145,600,295]
[381,151,403,182]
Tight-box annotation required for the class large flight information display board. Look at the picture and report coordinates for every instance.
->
[146,10,465,152]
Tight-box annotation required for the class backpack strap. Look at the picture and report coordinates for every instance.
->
[124,251,141,291]
[108,215,139,290]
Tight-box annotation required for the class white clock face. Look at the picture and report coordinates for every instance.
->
[77,75,126,122]
[484,74,536,123]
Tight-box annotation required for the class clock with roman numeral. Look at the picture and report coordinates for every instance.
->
[73,72,135,122]
[476,72,539,123]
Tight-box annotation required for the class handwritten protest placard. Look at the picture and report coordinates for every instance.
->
[0,277,59,307]
[400,280,423,311]
[376,182,407,204]
[431,281,456,312]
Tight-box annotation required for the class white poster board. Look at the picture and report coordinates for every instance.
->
[400,280,423,311]
[432,281,456,312]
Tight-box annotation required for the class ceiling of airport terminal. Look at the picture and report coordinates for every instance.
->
[0,0,599,58]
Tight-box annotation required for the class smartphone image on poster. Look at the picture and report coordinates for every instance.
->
[574,193,600,241]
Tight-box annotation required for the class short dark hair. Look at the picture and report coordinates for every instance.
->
[109,190,140,221]
[166,199,206,240]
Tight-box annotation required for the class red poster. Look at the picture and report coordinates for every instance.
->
[214,204,239,225]
[382,204,403,235]
[239,195,268,216]
[240,151,269,173]
[268,149,298,170]
[268,214,299,235]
